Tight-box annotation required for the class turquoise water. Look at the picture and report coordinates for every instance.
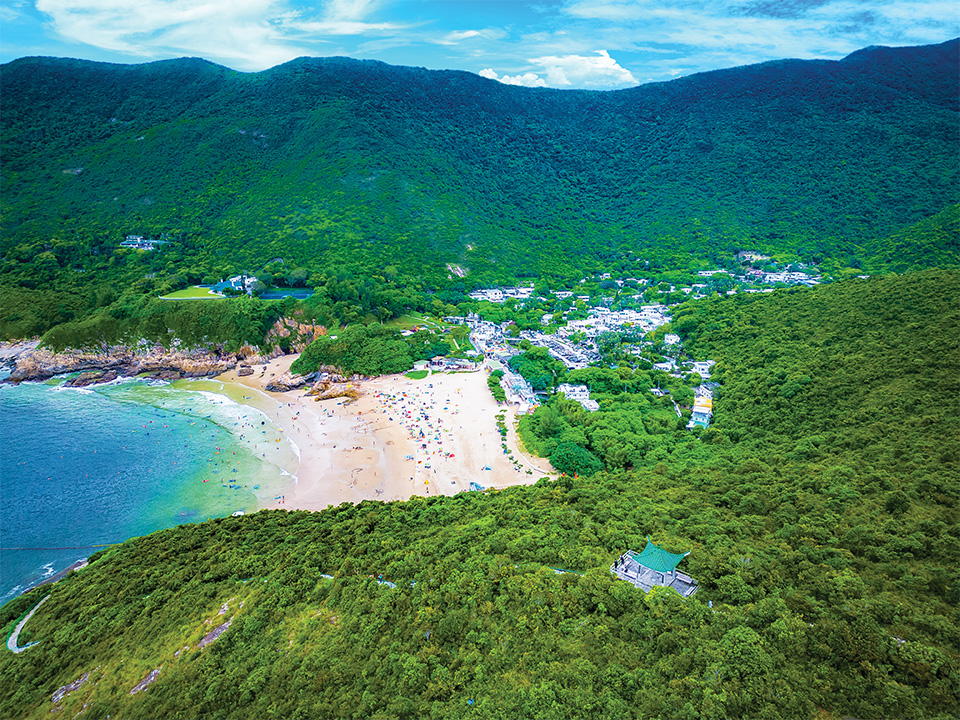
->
[0,375,295,603]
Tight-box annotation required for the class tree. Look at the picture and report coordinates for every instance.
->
[550,442,604,477]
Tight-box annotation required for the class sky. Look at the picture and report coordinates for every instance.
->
[1,0,957,89]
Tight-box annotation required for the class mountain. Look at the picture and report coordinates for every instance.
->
[2,40,958,291]
[2,270,956,719]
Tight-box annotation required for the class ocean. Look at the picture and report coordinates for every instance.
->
[0,374,296,603]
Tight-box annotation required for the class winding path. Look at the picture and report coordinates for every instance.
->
[7,595,50,653]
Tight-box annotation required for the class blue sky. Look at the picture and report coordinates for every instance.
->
[2,0,957,88]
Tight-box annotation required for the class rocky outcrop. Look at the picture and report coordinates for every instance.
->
[195,620,232,651]
[264,317,325,352]
[52,672,90,704]
[264,371,314,392]
[307,382,362,401]
[129,667,162,695]
[0,339,40,370]
[63,370,119,387]
[3,344,247,385]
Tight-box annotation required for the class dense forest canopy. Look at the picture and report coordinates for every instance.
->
[1,40,958,340]
[2,271,957,719]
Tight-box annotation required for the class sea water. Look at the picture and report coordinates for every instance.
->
[0,375,296,603]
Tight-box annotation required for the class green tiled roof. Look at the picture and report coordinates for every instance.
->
[631,536,689,573]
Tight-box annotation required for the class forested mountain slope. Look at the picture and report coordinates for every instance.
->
[2,271,956,720]
[2,40,957,288]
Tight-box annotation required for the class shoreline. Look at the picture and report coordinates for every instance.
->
[213,354,556,511]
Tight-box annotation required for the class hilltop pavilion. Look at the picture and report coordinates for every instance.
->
[611,537,698,597]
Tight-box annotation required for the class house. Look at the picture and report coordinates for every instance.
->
[556,383,599,412]
[429,356,478,372]
[664,333,681,346]
[611,537,698,597]
[690,360,716,379]
[500,370,538,412]
[211,274,259,295]
[687,397,713,429]
[120,235,156,251]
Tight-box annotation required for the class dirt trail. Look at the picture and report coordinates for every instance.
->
[7,595,50,653]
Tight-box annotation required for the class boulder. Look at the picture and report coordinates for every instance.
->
[264,371,312,392]
[63,370,119,388]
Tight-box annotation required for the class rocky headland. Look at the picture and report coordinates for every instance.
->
[0,317,327,387]
[0,340,367,400]
[1,342,279,386]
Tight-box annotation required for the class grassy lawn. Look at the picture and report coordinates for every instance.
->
[159,285,226,300]
[405,370,430,380]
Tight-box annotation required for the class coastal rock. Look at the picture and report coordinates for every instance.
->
[63,370,119,388]
[140,369,183,382]
[307,382,362,401]
[4,343,238,384]
[0,339,40,370]
[237,365,254,377]
[264,371,313,392]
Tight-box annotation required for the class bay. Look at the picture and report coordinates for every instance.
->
[0,375,294,602]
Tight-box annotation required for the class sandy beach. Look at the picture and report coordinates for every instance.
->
[214,355,555,511]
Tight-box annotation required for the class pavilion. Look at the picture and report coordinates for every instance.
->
[611,537,698,597]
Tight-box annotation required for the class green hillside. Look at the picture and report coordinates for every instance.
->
[3,271,956,719]
[862,203,960,274]
[2,41,958,319]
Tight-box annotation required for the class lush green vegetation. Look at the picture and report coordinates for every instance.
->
[291,324,413,377]
[486,369,507,403]
[3,271,956,719]
[41,293,285,352]
[1,41,957,343]
[508,346,566,392]
[290,323,466,377]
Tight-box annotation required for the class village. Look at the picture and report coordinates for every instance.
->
[441,289,716,430]
[446,256,826,427]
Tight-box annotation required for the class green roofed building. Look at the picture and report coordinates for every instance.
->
[611,537,698,597]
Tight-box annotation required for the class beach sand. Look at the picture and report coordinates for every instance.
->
[214,355,555,511]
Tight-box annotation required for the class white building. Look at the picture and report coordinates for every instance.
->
[557,383,599,412]
[500,370,538,413]
[690,360,715,379]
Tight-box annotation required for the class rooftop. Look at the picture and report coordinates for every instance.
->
[632,536,689,573]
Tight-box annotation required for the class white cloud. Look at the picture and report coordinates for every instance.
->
[447,30,482,42]
[324,0,383,22]
[31,0,411,70]
[435,27,508,46]
[479,68,546,87]
[34,0,305,68]
[480,50,637,89]
[284,19,406,36]
[563,0,647,22]
[532,49,638,87]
